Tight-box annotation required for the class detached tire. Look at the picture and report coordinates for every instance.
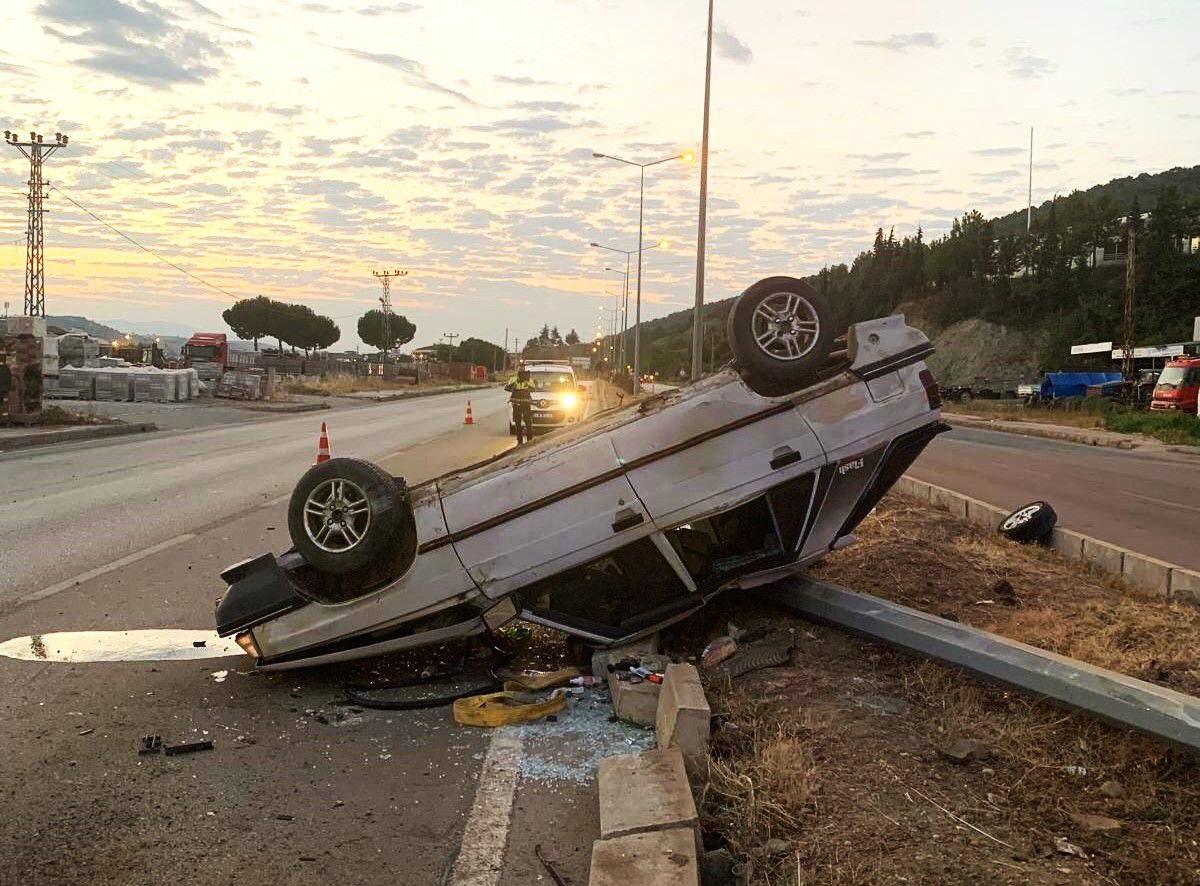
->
[998,501,1057,544]
[727,276,834,393]
[288,457,400,575]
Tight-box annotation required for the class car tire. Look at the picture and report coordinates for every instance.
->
[288,457,401,575]
[727,276,834,393]
[997,500,1057,544]
[958,390,973,404]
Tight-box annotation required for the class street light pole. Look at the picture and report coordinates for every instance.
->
[691,0,714,381]
[593,151,691,393]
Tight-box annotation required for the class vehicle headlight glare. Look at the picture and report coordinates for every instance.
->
[562,393,577,410]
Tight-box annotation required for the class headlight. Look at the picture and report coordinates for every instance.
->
[561,393,577,410]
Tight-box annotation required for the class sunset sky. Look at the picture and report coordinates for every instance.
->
[1,0,1197,350]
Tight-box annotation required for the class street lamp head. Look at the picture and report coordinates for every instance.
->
[589,242,599,248]
[592,152,605,159]
[680,151,695,163]
[658,239,669,249]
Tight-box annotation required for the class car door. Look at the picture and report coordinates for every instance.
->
[612,380,826,528]
[441,433,654,599]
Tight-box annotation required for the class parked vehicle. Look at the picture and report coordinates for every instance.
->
[182,332,228,382]
[508,360,581,435]
[1150,356,1200,414]
[215,276,944,670]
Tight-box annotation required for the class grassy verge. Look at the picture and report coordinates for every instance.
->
[36,404,116,426]
[278,375,487,397]
[949,397,1200,445]
[681,494,1200,884]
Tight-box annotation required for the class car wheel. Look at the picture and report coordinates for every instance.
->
[727,276,834,392]
[288,457,401,575]
[958,390,973,404]
[997,500,1057,544]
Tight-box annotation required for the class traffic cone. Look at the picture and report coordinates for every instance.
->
[463,400,474,426]
[315,421,331,464]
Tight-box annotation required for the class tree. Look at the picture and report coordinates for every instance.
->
[565,328,580,345]
[222,295,273,350]
[357,310,416,352]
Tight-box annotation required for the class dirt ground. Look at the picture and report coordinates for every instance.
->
[669,492,1200,886]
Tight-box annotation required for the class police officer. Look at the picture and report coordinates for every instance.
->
[505,367,535,444]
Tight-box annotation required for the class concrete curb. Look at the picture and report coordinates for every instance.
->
[942,412,1141,449]
[233,401,328,413]
[895,475,1197,603]
[0,421,157,451]
[349,383,497,403]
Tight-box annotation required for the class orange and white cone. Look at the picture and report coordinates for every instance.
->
[315,421,331,464]
[463,400,474,426]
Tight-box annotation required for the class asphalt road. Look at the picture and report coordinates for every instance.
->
[910,425,1200,571]
[0,384,624,886]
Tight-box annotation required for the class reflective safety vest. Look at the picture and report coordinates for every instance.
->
[506,377,534,404]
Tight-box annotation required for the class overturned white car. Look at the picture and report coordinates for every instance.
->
[216,277,945,669]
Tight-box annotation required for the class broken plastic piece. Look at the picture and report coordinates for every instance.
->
[164,739,214,756]
[138,735,162,755]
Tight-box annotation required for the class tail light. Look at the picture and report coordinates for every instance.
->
[918,368,941,409]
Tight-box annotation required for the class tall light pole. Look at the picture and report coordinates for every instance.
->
[589,238,667,390]
[593,151,692,392]
[691,0,714,381]
[604,266,628,367]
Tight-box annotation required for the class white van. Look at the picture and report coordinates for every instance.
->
[509,360,581,435]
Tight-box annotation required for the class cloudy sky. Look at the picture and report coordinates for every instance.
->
[1,0,1197,349]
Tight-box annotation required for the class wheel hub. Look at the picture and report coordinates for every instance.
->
[752,291,820,362]
[303,478,372,553]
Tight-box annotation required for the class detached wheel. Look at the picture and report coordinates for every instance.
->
[727,276,834,392]
[288,457,400,575]
[998,501,1057,544]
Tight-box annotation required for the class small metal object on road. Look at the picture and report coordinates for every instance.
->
[164,739,214,756]
[77,728,94,736]
[137,735,162,755]
[192,640,206,648]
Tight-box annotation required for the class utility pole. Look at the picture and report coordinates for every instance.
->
[1027,126,1034,234]
[4,129,69,316]
[443,332,460,359]
[690,0,715,382]
[1122,222,1137,381]
[372,268,406,362]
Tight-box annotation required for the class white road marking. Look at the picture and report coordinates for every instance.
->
[17,533,196,606]
[449,729,524,886]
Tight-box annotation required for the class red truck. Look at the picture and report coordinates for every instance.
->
[182,332,228,382]
[1150,355,1200,415]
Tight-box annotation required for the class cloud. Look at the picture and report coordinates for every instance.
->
[855,166,936,179]
[494,74,560,88]
[302,1,420,13]
[853,32,942,52]
[1004,48,1054,79]
[36,0,229,88]
[337,47,477,105]
[848,151,909,162]
[899,130,936,139]
[508,100,581,113]
[712,23,753,64]
[970,147,1026,157]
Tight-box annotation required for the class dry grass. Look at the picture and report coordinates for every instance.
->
[278,375,486,397]
[946,398,1107,429]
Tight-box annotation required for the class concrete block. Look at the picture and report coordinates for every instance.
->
[928,484,968,518]
[589,827,699,886]
[965,498,1008,531]
[1169,568,1200,606]
[1122,551,1173,597]
[894,476,931,501]
[656,663,711,764]
[592,634,660,680]
[598,747,698,840]
[1081,536,1125,576]
[609,672,662,726]
[1049,527,1086,560]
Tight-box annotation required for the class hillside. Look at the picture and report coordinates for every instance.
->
[618,164,1200,384]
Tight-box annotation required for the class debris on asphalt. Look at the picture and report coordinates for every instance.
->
[275,814,294,821]
[164,739,214,756]
[1063,765,1088,777]
[498,666,581,691]
[533,843,569,886]
[211,670,228,683]
[137,735,162,755]
[192,640,206,648]
[77,728,94,736]
[452,689,567,727]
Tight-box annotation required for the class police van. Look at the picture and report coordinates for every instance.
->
[510,360,582,435]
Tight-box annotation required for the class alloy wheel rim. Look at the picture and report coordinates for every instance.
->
[751,291,820,361]
[1002,504,1040,530]
[303,478,372,553]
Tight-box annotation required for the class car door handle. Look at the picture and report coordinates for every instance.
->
[770,447,802,470]
[611,509,644,533]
